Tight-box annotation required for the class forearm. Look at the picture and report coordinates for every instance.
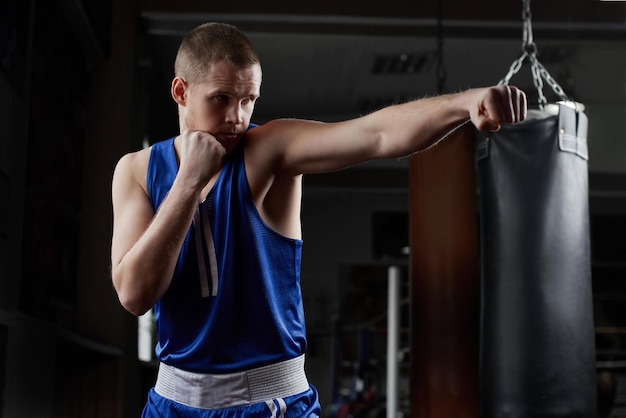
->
[370,90,475,158]
[113,177,200,315]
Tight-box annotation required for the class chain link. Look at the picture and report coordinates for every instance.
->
[498,0,570,109]
[529,54,548,107]
[535,60,569,102]
[522,0,533,50]
[498,52,526,86]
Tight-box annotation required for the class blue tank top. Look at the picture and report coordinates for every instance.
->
[146,133,307,373]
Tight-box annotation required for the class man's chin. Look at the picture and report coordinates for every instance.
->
[217,134,242,153]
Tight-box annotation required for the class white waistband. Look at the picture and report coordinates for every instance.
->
[154,355,310,410]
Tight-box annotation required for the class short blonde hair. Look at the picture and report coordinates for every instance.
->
[174,22,260,84]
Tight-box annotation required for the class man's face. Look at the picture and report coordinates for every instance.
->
[183,60,262,153]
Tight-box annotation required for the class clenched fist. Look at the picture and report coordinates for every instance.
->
[177,130,226,190]
[470,85,527,132]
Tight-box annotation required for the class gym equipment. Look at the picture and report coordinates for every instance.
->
[477,103,595,417]
[477,1,596,415]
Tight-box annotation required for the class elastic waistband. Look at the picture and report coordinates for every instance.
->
[154,355,310,410]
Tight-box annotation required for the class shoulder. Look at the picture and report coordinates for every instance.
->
[115,146,151,174]
[114,136,178,175]
[242,120,291,173]
[113,146,152,193]
[243,119,323,155]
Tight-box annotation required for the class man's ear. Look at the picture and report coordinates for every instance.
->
[171,77,187,106]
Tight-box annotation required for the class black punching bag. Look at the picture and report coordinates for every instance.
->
[477,103,596,417]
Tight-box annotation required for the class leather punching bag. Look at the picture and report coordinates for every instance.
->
[476,103,596,417]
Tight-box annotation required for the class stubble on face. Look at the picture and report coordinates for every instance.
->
[183,62,262,139]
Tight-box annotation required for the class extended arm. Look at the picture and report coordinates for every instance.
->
[251,85,526,176]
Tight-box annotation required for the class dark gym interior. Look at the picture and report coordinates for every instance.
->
[1,0,625,416]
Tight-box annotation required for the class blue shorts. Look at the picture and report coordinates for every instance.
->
[141,385,321,418]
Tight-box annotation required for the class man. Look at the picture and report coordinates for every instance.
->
[111,22,526,417]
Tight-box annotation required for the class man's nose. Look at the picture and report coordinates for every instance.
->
[226,103,244,124]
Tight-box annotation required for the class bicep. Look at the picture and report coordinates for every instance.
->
[110,154,154,270]
[257,118,382,176]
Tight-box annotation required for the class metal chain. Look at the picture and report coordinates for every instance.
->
[498,0,569,108]
[529,54,548,107]
[535,59,569,102]
[499,53,526,86]
[522,0,534,51]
